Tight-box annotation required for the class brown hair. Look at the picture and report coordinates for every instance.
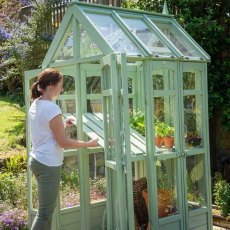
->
[31,68,63,99]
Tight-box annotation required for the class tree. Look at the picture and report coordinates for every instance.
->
[122,0,230,130]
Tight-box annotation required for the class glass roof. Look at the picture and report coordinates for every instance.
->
[85,13,141,56]
[55,30,74,62]
[80,24,103,58]
[152,20,200,58]
[121,16,174,57]
[79,3,209,60]
[44,2,210,65]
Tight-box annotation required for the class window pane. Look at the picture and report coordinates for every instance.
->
[183,71,202,90]
[85,13,141,56]
[153,21,201,58]
[55,30,74,61]
[80,24,103,57]
[90,152,106,203]
[60,156,80,208]
[186,154,207,210]
[184,95,203,150]
[87,99,102,113]
[86,76,101,94]
[122,17,173,57]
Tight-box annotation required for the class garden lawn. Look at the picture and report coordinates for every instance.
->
[0,96,26,159]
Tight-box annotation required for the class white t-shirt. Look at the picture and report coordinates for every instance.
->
[29,99,64,166]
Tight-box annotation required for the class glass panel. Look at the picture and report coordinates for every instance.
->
[184,95,203,150]
[142,159,178,221]
[85,13,141,56]
[132,166,148,228]
[129,98,133,111]
[103,66,115,160]
[153,69,176,153]
[86,76,101,94]
[153,21,200,58]
[187,154,206,210]
[63,75,75,95]
[128,77,133,94]
[80,24,103,57]
[122,17,173,57]
[156,159,178,218]
[153,69,175,90]
[55,30,74,62]
[154,96,175,152]
[90,152,106,203]
[183,70,202,90]
[58,99,76,114]
[60,156,80,208]
[107,96,116,161]
[87,99,102,113]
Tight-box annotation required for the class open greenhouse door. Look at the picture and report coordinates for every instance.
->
[101,53,135,229]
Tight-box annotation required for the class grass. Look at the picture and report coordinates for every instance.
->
[0,96,26,158]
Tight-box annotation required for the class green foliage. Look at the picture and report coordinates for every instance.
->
[2,154,27,174]
[0,172,28,209]
[122,0,230,130]
[0,1,52,104]
[129,111,145,136]
[155,120,174,137]
[61,169,80,188]
[213,172,230,217]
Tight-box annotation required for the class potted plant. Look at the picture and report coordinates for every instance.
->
[185,131,202,148]
[163,124,174,149]
[142,161,175,224]
[154,120,166,147]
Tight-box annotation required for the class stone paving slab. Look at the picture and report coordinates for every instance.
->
[213,226,229,230]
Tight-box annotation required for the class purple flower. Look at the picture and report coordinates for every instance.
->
[19,0,31,6]
[0,208,28,229]
[0,27,12,41]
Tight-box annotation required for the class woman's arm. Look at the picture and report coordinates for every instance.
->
[50,114,98,148]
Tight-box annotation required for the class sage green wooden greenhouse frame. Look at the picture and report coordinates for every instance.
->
[25,1,212,229]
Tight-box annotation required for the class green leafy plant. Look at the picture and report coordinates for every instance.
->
[129,111,145,136]
[213,172,230,217]
[2,154,27,174]
[155,120,166,137]
[164,124,174,137]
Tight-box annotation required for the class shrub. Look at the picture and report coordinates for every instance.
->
[0,172,28,210]
[213,172,230,217]
[2,154,27,175]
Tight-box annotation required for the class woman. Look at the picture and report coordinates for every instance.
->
[29,68,98,230]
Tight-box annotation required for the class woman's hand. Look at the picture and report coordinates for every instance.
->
[65,118,75,128]
[87,138,99,147]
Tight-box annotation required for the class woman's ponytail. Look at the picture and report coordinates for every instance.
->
[31,81,42,100]
[30,68,63,100]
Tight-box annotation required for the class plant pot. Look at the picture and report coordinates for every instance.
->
[155,136,164,147]
[142,189,173,218]
[185,137,202,147]
[163,136,174,149]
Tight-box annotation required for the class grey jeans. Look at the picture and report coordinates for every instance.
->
[29,157,61,230]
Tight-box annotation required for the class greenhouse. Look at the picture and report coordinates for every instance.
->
[24,1,212,229]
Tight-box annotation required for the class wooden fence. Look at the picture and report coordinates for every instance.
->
[45,0,121,38]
